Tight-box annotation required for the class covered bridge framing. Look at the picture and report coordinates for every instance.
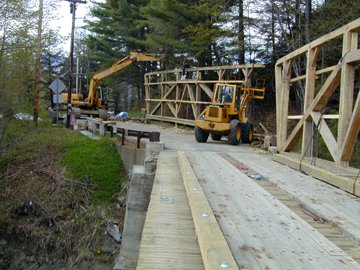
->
[275,18,360,196]
[144,64,264,126]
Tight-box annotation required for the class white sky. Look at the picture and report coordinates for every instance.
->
[53,0,101,52]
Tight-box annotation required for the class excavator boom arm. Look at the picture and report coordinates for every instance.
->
[87,52,161,106]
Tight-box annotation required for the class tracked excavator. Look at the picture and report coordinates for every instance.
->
[61,52,161,119]
[194,81,265,145]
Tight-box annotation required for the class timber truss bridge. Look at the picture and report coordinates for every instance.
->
[112,18,360,270]
[144,64,265,126]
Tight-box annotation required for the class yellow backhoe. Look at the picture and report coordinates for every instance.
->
[195,81,265,145]
[61,52,161,119]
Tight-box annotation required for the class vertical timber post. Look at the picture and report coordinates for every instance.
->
[278,61,291,150]
[302,47,318,157]
[337,31,358,166]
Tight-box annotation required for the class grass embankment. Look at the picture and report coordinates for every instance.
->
[0,120,126,267]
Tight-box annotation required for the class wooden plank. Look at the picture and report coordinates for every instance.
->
[283,60,342,151]
[146,115,196,126]
[148,85,176,116]
[276,18,360,64]
[278,61,291,150]
[344,49,360,64]
[145,99,210,105]
[289,64,336,83]
[275,64,283,148]
[177,151,239,270]
[302,47,318,157]
[228,151,360,243]
[337,31,358,166]
[188,151,360,269]
[165,102,177,118]
[136,152,204,270]
[311,112,338,161]
[316,65,337,75]
[341,92,360,161]
[288,114,339,120]
[145,64,265,76]
[199,83,213,99]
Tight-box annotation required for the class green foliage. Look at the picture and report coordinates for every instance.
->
[1,123,125,206]
[61,135,124,205]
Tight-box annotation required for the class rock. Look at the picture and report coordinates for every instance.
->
[106,222,121,242]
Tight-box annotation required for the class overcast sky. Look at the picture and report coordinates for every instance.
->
[55,0,100,51]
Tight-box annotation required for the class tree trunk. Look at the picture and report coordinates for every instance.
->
[33,0,43,126]
[238,0,245,64]
[271,0,276,63]
[305,0,312,43]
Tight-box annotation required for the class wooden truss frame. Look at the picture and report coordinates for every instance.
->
[276,18,360,168]
[144,64,264,126]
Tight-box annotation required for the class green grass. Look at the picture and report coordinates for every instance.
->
[1,120,125,206]
[61,135,124,205]
[128,109,146,118]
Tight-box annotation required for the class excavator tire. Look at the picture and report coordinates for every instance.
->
[195,126,209,143]
[211,133,222,141]
[241,122,254,144]
[228,119,242,145]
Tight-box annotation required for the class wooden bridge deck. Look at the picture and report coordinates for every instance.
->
[136,151,204,270]
[136,150,360,270]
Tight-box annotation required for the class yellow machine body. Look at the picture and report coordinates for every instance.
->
[61,52,162,118]
[194,82,265,144]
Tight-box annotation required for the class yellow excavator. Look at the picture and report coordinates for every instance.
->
[61,52,161,119]
[195,81,265,145]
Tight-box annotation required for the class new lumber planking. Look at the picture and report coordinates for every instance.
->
[187,151,360,270]
[177,151,240,270]
[136,151,204,270]
[228,151,360,245]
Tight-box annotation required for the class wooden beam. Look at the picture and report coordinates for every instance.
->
[272,154,358,196]
[217,69,226,80]
[187,84,197,119]
[337,31,358,166]
[289,65,337,83]
[276,18,360,65]
[166,102,177,118]
[288,114,339,120]
[145,64,265,76]
[149,85,177,116]
[275,64,282,148]
[311,112,337,161]
[278,61,291,150]
[344,49,360,64]
[199,84,213,99]
[302,47,319,157]
[340,92,360,162]
[177,151,240,270]
[316,65,337,75]
[283,61,342,151]
[145,80,246,86]
[146,115,196,126]
[145,99,210,105]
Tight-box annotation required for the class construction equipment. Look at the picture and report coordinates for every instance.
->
[194,81,265,145]
[61,52,161,119]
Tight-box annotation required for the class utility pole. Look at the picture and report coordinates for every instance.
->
[64,0,86,128]
[33,0,43,126]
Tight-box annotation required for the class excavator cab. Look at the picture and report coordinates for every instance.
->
[216,85,235,104]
